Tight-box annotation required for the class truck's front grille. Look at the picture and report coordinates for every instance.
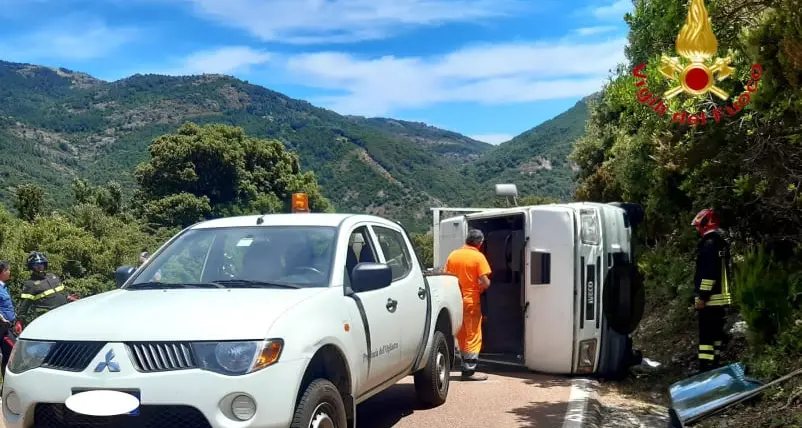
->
[126,342,197,372]
[42,342,107,372]
[33,403,212,428]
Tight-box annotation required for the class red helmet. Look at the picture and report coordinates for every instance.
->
[691,208,720,235]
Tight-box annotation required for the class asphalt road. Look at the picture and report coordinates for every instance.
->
[357,368,575,428]
[0,368,577,428]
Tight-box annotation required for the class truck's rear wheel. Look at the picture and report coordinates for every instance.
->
[291,379,347,428]
[414,330,451,407]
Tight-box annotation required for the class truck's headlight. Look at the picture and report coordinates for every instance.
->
[8,340,55,374]
[576,339,597,374]
[192,339,283,376]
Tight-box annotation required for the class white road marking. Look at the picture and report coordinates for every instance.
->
[562,378,598,428]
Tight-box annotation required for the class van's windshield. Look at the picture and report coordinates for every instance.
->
[128,226,337,289]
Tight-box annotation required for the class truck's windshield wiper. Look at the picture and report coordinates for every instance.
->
[211,279,301,289]
[126,282,225,290]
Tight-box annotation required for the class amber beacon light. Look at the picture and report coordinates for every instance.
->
[292,193,310,213]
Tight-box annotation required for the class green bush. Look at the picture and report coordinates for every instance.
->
[0,201,168,324]
[637,240,695,311]
[734,247,802,346]
[410,232,434,269]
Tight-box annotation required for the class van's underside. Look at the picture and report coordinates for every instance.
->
[467,213,527,366]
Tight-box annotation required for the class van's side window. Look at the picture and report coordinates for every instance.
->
[530,251,551,285]
[372,226,412,281]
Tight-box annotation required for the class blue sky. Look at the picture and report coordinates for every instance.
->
[0,0,633,144]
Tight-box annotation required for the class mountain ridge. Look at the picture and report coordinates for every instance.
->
[0,59,591,230]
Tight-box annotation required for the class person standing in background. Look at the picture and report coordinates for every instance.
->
[691,209,733,372]
[0,261,22,379]
[444,229,492,381]
[18,251,69,320]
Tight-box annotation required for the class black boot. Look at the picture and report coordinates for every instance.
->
[698,360,715,374]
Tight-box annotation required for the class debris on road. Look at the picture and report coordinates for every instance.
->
[598,383,669,428]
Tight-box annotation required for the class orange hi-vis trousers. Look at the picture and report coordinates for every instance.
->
[457,301,482,374]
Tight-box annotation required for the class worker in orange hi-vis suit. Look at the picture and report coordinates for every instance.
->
[444,229,492,381]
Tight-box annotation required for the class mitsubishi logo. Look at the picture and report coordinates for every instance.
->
[94,349,121,373]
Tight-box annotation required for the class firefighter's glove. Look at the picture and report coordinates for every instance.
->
[694,297,706,310]
[13,320,23,335]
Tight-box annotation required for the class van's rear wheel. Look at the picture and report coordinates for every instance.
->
[414,330,451,406]
[291,379,347,428]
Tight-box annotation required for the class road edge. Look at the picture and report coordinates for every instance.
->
[561,378,603,428]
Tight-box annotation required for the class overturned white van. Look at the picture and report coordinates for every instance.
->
[431,187,646,377]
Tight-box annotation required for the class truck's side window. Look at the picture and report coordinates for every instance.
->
[530,251,551,285]
[372,226,412,281]
[345,226,378,286]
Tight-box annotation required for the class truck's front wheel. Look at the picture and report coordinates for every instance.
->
[413,330,451,407]
[291,379,348,428]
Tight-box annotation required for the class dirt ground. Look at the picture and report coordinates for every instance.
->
[598,383,669,428]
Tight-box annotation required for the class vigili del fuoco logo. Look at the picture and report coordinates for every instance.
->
[631,0,762,126]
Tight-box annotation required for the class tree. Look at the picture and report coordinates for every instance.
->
[13,183,45,221]
[72,178,125,216]
[410,232,434,268]
[568,0,802,413]
[134,122,332,228]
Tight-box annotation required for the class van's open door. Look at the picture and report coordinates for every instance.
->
[431,207,493,268]
[524,206,574,374]
[436,216,465,268]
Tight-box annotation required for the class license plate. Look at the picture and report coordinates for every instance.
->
[71,388,141,416]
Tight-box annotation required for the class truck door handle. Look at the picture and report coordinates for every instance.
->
[418,288,426,299]
[386,298,398,312]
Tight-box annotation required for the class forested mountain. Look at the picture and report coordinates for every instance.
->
[0,60,591,229]
[463,95,596,201]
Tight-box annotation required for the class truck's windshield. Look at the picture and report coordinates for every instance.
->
[129,226,337,289]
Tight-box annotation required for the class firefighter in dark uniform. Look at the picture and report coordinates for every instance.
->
[18,251,70,321]
[691,209,732,372]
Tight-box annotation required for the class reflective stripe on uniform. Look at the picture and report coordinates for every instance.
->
[707,293,732,306]
[20,285,65,300]
[707,257,732,306]
[700,279,715,291]
[699,344,715,360]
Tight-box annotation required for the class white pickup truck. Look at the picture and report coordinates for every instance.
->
[4,213,464,428]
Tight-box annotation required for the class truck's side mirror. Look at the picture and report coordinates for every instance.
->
[115,266,136,288]
[351,263,392,293]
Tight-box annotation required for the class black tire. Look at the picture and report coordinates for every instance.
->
[413,330,451,407]
[290,379,348,428]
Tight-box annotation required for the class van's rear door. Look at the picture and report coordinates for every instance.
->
[523,206,575,374]
[436,217,466,268]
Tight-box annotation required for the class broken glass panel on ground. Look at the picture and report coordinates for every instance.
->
[668,363,763,426]
[667,362,802,426]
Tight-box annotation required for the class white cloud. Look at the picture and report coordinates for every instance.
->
[163,46,272,75]
[281,38,627,116]
[592,0,633,20]
[574,26,618,36]
[0,16,138,61]
[183,0,528,44]
[471,134,514,145]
